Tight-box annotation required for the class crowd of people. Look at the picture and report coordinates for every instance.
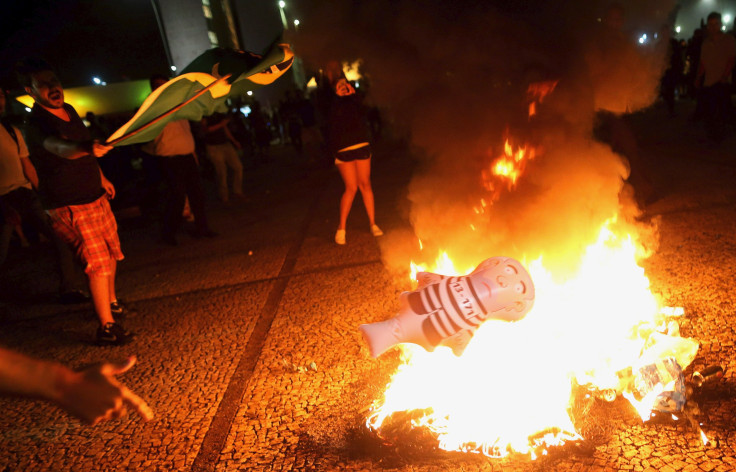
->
[0,53,385,423]
[661,12,736,142]
[1,5,735,429]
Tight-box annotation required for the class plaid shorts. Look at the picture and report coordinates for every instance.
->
[47,195,124,277]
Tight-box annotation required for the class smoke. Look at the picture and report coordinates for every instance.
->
[292,0,674,275]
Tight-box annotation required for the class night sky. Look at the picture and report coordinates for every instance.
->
[0,0,169,91]
[0,0,720,95]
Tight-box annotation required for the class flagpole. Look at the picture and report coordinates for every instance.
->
[106,73,232,146]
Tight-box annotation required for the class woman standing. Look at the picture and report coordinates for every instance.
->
[323,61,382,245]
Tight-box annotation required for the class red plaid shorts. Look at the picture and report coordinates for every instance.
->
[47,195,124,277]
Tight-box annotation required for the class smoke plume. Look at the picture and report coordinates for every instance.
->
[292,0,675,276]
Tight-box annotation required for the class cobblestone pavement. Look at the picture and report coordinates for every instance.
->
[2,102,736,471]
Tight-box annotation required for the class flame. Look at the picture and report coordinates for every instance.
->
[368,218,694,457]
[481,139,536,196]
[527,80,559,117]
[342,60,362,82]
[370,81,699,457]
[699,428,709,445]
[409,251,470,288]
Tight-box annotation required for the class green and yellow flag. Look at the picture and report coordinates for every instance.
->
[107,40,294,146]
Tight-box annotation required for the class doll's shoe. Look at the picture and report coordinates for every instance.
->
[370,224,384,237]
[335,229,346,245]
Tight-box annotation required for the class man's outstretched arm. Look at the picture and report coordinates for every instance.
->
[0,346,153,424]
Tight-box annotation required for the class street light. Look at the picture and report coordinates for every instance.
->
[278,1,287,28]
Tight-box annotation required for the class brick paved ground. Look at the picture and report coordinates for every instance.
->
[1,101,736,471]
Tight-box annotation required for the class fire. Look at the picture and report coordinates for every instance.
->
[368,80,702,458]
[527,80,559,117]
[409,251,464,286]
[342,59,362,82]
[367,218,697,458]
[481,139,536,196]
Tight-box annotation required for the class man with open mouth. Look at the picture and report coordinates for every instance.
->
[15,58,134,346]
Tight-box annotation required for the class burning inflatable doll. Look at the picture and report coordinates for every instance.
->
[360,257,535,358]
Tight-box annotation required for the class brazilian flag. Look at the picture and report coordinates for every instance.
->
[107,39,294,146]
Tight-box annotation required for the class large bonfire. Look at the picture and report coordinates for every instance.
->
[365,81,701,458]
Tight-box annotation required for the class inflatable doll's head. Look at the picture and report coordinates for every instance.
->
[472,257,535,321]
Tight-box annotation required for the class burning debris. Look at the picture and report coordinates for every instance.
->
[362,297,720,458]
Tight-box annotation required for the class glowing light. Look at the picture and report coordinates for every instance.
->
[675,26,681,33]
[367,80,698,457]
[369,219,696,457]
[92,76,102,85]
[294,19,300,26]
[170,65,177,72]
[725,14,732,24]
[278,1,287,28]
[527,80,558,118]
[247,91,253,96]
[342,60,362,82]
[24,107,31,112]
[481,139,536,195]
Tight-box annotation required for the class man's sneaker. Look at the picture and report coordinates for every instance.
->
[96,322,134,346]
[111,300,136,319]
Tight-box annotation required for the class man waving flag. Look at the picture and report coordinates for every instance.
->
[107,40,294,146]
